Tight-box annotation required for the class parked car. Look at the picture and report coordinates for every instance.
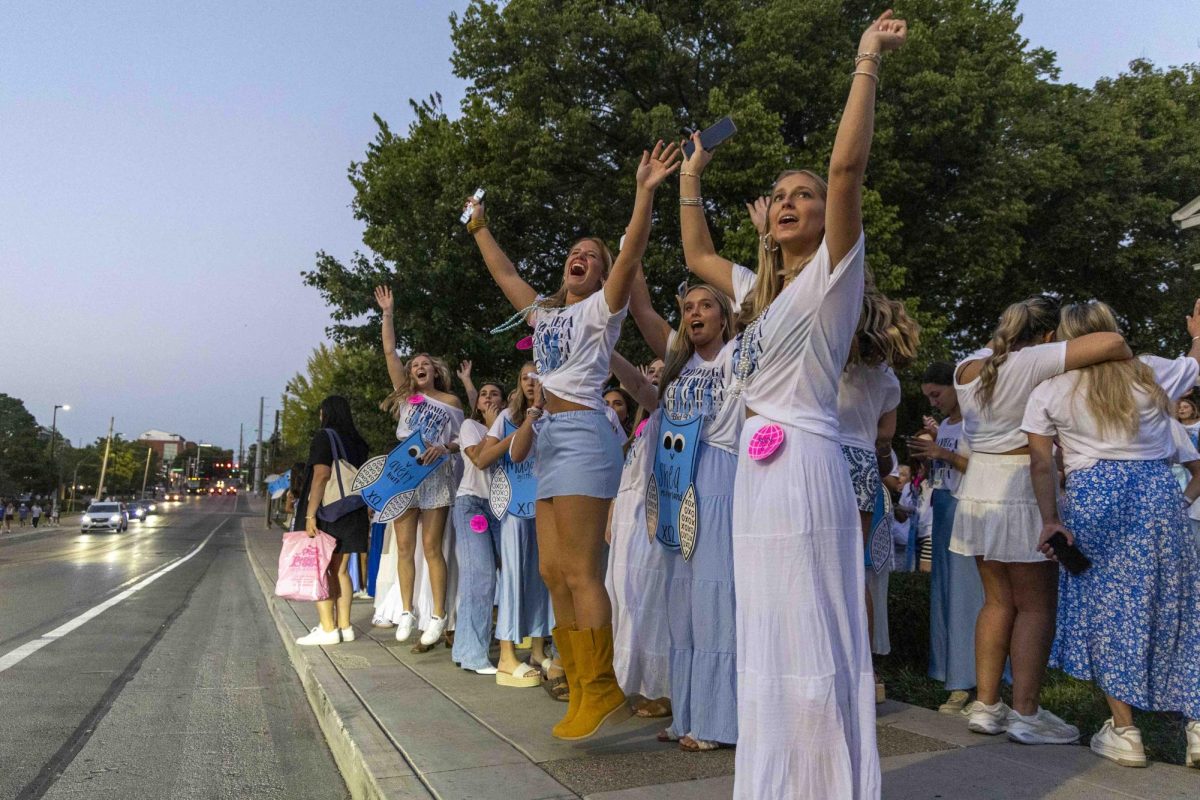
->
[81,502,129,533]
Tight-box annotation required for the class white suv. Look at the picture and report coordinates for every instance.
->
[82,502,129,533]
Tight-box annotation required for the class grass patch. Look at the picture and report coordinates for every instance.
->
[878,571,1190,765]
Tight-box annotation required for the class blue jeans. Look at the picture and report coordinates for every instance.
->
[450,495,500,670]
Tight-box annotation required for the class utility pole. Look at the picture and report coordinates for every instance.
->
[254,397,265,494]
[96,417,114,501]
[238,423,244,471]
[140,448,152,497]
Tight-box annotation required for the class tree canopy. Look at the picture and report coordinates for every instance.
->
[303,0,1200,415]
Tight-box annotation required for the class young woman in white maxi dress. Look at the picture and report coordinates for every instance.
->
[679,13,907,797]
[604,353,671,716]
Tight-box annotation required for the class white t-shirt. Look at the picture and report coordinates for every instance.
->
[395,393,463,446]
[929,418,969,496]
[531,290,627,409]
[837,363,901,451]
[730,263,758,308]
[1168,420,1200,522]
[457,419,493,499]
[734,234,866,437]
[955,343,1067,453]
[1180,420,1200,449]
[661,333,744,453]
[1022,355,1199,475]
[486,408,544,452]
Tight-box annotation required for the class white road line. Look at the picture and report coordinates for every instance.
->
[0,518,226,673]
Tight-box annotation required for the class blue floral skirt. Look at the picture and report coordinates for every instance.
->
[1054,459,1200,718]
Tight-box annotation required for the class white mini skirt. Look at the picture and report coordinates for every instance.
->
[950,451,1048,564]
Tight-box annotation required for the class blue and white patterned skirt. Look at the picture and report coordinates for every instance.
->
[841,445,880,514]
[1054,459,1200,718]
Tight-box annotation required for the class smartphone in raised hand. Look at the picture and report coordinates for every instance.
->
[682,116,737,158]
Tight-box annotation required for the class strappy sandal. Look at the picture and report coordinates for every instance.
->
[679,735,721,752]
[634,698,672,718]
[657,729,681,743]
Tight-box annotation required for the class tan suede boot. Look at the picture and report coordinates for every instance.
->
[553,625,629,740]
[550,626,582,736]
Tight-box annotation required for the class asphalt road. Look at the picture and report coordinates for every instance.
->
[0,495,349,800]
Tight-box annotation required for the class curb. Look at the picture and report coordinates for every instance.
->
[0,518,83,548]
[242,523,433,800]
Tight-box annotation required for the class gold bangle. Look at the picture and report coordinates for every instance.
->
[679,170,700,178]
[466,217,489,234]
[679,196,704,206]
[851,70,879,84]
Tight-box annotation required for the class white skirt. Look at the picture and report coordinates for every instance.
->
[733,417,879,800]
[606,415,671,700]
[950,452,1046,563]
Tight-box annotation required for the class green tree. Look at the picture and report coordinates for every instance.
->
[0,394,54,496]
[281,343,399,461]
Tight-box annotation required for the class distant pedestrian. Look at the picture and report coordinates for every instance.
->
[51,504,60,524]
[17,503,28,527]
[31,503,42,528]
[3,502,12,532]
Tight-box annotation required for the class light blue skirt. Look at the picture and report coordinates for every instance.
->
[450,495,500,671]
[665,443,738,744]
[496,514,554,641]
[928,489,983,690]
[1055,459,1200,718]
[535,410,623,500]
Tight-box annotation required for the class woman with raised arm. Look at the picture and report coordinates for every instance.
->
[450,378,506,675]
[1022,301,1200,768]
[605,351,671,721]
[466,141,679,739]
[679,12,904,797]
[373,286,465,648]
[622,260,744,752]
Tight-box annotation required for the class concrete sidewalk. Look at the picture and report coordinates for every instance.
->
[0,512,82,547]
[243,517,1199,800]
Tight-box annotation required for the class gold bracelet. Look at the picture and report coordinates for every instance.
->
[679,196,704,206]
[679,170,700,178]
[466,217,489,234]
[855,52,881,66]
[851,70,879,84]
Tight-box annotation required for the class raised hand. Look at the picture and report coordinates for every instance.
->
[463,196,487,223]
[457,360,473,382]
[636,140,682,191]
[860,9,907,53]
[374,285,394,313]
[681,131,713,178]
[745,196,769,235]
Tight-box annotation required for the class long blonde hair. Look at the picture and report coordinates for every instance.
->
[507,361,537,421]
[739,169,829,325]
[848,278,921,369]
[658,285,736,404]
[380,353,452,418]
[1058,301,1166,438]
[977,296,1060,407]
[540,237,614,309]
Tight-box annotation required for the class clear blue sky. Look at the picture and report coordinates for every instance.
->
[2,1,1197,452]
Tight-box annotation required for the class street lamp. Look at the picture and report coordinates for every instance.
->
[49,404,70,506]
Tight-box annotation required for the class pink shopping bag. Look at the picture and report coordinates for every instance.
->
[275,530,337,601]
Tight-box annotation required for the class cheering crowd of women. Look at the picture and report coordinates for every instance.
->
[287,10,1200,798]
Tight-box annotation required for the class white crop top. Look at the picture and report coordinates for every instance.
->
[1021,354,1199,475]
[837,363,902,452]
[733,234,865,438]
[530,290,627,409]
[395,393,463,447]
[955,343,1066,453]
[661,333,744,454]
[456,419,493,499]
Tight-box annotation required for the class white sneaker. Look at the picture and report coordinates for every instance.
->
[420,615,447,646]
[1186,719,1199,768]
[296,626,340,646]
[1089,718,1146,767]
[339,626,355,642]
[352,590,371,601]
[394,611,415,642]
[966,700,1013,735]
[1008,707,1080,745]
